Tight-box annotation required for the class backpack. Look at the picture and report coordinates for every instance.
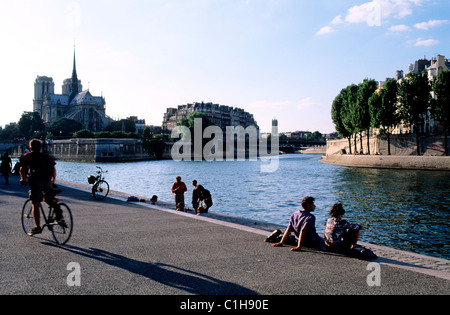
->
[24,152,55,179]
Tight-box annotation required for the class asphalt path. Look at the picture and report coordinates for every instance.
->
[0,177,448,297]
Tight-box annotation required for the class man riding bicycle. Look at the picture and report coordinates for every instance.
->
[20,139,60,236]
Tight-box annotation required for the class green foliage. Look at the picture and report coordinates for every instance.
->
[93,131,139,139]
[307,131,323,140]
[331,89,352,139]
[397,71,431,155]
[0,124,22,140]
[177,112,212,129]
[369,78,400,155]
[354,79,378,133]
[397,72,431,128]
[342,84,359,135]
[142,139,166,159]
[48,118,83,138]
[73,129,94,138]
[431,70,450,155]
[432,70,450,128]
[17,112,46,139]
[105,119,136,133]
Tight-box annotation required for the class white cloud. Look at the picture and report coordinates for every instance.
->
[388,24,411,32]
[345,0,425,24]
[318,0,427,35]
[345,1,379,24]
[331,15,344,25]
[412,38,439,46]
[317,26,336,35]
[414,19,449,30]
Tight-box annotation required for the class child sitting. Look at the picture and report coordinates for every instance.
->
[324,203,363,251]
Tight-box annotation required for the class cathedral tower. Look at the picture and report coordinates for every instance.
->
[33,76,55,115]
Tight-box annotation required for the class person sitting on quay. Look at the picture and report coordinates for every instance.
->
[270,196,325,251]
[324,203,376,259]
[196,185,213,217]
[324,203,363,252]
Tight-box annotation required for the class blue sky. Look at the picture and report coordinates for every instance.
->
[0,0,448,133]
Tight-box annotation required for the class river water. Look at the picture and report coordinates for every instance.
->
[54,154,450,260]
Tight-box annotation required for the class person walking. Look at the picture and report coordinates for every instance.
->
[1,152,12,185]
[171,176,187,209]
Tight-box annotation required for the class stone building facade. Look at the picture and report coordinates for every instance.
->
[162,102,259,132]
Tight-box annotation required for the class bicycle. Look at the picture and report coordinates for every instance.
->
[88,166,110,200]
[21,187,73,245]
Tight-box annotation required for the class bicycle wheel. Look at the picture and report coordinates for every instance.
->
[51,203,73,245]
[21,199,42,236]
[92,180,109,200]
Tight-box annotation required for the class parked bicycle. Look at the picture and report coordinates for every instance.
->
[88,166,110,200]
[22,187,73,245]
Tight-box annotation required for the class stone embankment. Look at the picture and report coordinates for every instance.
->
[321,154,450,171]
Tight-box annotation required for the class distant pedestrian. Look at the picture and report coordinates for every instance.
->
[1,152,12,185]
[150,195,158,205]
[196,185,213,216]
[192,180,199,211]
[171,176,187,209]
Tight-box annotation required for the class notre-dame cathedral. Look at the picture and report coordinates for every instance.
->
[33,50,113,132]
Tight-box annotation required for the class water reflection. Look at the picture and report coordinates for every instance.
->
[332,167,450,258]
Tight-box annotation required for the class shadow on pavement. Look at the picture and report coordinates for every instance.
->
[46,243,258,295]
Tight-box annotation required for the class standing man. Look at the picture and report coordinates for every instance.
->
[171,176,187,209]
[20,139,57,235]
[272,196,325,251]
[191,180,199,211]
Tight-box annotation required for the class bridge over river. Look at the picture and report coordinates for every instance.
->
[0,140,28,157]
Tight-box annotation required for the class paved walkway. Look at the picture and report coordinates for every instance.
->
[0,178,448,295]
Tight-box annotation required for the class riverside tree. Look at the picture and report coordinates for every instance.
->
[355,79,378,154]
[17,112,46,139]
[369,78,399,155]
[344,84,360,153]
[431,70,450,156]
[331,88,353,154]
[397,71,432,156]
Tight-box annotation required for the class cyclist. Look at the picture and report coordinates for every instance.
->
[20,139,59,236]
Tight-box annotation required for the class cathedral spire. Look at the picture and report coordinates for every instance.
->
[68,47,79,104]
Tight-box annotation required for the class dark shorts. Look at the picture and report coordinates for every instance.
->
[326,229,359,252]
[29,177,52,203]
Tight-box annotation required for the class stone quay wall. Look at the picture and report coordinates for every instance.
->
[326,134,448,157]
[323,134,450,171]
[47,138,157,162]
